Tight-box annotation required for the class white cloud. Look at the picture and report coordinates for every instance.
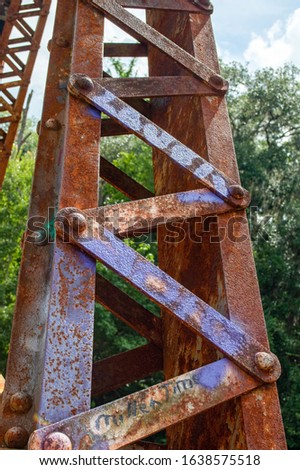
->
[244,8,300,68]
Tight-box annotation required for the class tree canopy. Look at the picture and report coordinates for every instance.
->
[0,62,299,449]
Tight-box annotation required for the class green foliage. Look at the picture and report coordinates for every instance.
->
[222,62,300,449]
[0,147,35,372]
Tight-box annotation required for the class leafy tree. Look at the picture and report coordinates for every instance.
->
[0,140,36,372]
[222,62,300,449]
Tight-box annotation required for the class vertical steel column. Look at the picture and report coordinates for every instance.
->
[0,0,77,449]
[34,1,104,425]
[147,7,286,449]
[1,0,104,448]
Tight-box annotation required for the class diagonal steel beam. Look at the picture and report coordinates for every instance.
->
[88,0,224,91]
[68,76,251,209]
[28,359,259,450]
[92,343,163,397]
[99,156,154,200]
[85,188,234,238]
[55,209,281,384]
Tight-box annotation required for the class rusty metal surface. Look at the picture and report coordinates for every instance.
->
[104,42,147,57]
[117,0,213,14]
[55,210,281,384]
[98,76,217,98]
[34,0,104,427]
[0,0,76,448]
[92,343,162,397]
[147,8,286,449]
[28,359,259,450]
[85,188,234,237]
[89,0,224,91]
[0,0,51,188]
[95,274,162,347]
[69,76,250,209]
[191,13,286,450]
[0,0,286,452]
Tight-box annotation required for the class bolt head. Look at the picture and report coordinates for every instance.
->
[10,392,33,414]
[228,184,245,200]
[255,352,275,372]
[45,118,61,131]
[4,426,29,449]
[74,74,94,92]
[69,212,87,235]
[55,36,70,48]
[43,432,72,450]
[209,74,228,90]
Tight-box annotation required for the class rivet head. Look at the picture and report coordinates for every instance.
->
[255,352,275,372]
[47,39,52,52]
[69,212,87,235]
[228,184,245,200]
[209,74,228,90]
[4,427,29,449]
[10,392,33,414]
[43,432,72,450]
[55,36,70,48]
[74,74,94,92]
[45,118,61,131]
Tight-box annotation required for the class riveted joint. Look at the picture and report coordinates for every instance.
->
[209,74,229,92]
[254,351,281,383]
[43,432,72,450]
[68,73,94,97]
[55,36,70,48]
[55,207,88,241]
[45,118,61,131]
[10,392,33,413]
[4,426,29,449]
[228,184,251,208]
[192,0,214,15]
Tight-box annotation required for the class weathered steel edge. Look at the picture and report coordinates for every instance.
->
[55,213,281,384]
[68,76,251,209]
[28,359,259,450]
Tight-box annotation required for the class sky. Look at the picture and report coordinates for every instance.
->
[28,0,300,118]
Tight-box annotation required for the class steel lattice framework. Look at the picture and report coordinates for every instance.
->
[0,0,50,187]
[0,0,286,450]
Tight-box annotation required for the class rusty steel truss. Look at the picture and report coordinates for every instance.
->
[0,0,50,188]
[0,0,287,450]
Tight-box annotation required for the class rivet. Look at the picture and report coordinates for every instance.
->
[55,36,70,48]
[45,118,61,131]
[74,74,94,92]
[209,74,227,90]
[255,352,275,372]
[10,392,33,414]
[228,184,245,200]
[43,432,72,450]
[69,212,87,235]
[47,39,52,52]
[4,427,29,449]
